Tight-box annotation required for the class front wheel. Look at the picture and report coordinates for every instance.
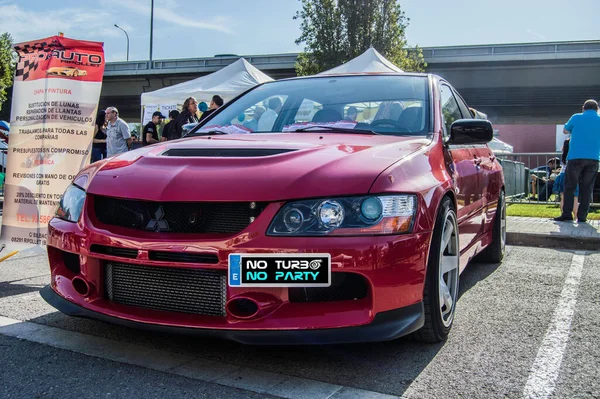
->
[412,197,460,343]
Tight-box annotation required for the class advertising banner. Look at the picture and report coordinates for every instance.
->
[142,104,177,125]
[142,104,158,126]
[0,35,105,251]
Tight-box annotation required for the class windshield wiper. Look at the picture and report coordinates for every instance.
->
[186,129,229,137]
[292,125,379,135]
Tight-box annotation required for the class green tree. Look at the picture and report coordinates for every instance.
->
[0,32,16,113]
[294,0,345,76]
[294,0,426,75]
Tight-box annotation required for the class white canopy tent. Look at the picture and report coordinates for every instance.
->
[140,58,274,108]
[317,47,404,75]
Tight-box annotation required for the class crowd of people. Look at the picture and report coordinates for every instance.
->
[91,95,225,162]
[530,100,600,223]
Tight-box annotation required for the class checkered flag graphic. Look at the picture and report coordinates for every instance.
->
[14,40,62,81]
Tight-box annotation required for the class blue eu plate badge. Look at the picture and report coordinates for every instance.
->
[228,253,331,288]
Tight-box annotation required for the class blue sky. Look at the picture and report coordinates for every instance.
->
[5,0,599,62]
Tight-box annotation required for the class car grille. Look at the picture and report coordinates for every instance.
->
[93,196,266,234]
[104,262,227,316]
[90,244,138,259]
[148,251,219,264]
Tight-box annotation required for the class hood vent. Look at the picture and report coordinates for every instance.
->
[162,148,297,157]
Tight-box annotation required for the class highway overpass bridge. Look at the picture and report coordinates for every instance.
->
[101,40,600,152]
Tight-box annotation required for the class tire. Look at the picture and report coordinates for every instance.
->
[476,190,506,263]
[412,196,460,343]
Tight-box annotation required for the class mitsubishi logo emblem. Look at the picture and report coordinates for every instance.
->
[146,206,170,232]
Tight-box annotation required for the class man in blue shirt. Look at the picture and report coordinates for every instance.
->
[554,100,600,223]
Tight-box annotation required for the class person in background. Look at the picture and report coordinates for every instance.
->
[91,109,107,162]
[143,111,165,146]
[105,106,132,157]
[258,96,283,131]
[530,158,558,199]
[244,106,265,131]
[554,99,600,223]
[198,102,209,118]
[345,106,358,121]
[530,158,559,201]
[199,95,224,122]
[161,110,180,141]
[173,97,200,140]
[553,138,579,217]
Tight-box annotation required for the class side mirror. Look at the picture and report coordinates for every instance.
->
[448,119,493,145]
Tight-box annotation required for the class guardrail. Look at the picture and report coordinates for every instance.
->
[104,54,300,75]
[104,40,600,75]
[421,41,600,59]
[496,152,600,206]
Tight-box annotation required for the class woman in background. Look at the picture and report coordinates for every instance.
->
[91,109,107,163]
[172,97,200,140]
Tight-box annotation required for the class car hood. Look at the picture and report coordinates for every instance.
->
[86,133,431,202]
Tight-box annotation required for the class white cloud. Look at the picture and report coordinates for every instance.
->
[1,3,126,44]
[103,0,234,34]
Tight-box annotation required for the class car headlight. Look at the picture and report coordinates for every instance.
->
[267,195,417,236]
[55,184,86,223]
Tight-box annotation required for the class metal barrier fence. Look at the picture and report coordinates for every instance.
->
[495,152,600,206]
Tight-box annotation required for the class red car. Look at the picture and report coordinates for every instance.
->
[42,73,505,344]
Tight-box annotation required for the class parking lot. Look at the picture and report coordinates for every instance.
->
[1,244,598,399]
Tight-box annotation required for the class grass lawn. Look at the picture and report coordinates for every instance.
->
[507,203,600,220]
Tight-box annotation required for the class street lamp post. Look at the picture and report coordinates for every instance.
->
[150,0,154,68]
[114,24,130,62]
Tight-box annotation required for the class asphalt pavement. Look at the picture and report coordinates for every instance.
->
[0,245,599,399]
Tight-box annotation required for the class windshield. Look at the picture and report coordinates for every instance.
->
[191,75,431,136]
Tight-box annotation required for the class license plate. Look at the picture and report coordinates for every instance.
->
[228,253,331,287]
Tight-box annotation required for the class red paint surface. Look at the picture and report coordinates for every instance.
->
[45,75,504,333]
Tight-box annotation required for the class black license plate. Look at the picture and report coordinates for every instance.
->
[228,253,331,287]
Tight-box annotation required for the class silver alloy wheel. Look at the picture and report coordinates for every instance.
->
[439,210,460,328]
[500,193,507,252]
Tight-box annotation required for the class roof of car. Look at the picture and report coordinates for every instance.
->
[276,72,434,82]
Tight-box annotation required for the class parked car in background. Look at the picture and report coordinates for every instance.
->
[43,72,505,345]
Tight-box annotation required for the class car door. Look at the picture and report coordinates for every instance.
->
[452,88,495,238]
[440,83,483,253]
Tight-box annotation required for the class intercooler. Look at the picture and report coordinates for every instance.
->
[104,262,227,317]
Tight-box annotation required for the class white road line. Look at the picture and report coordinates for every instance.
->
[0,316,401,399]
[522,251,585,399]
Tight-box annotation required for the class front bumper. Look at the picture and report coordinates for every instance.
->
[40,285,424,345]
[45,212,432,343]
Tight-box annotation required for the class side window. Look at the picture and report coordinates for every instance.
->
[453,89,472,119]
[440,84,462,136]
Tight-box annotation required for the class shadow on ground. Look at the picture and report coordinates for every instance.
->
[0,278,46,298]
